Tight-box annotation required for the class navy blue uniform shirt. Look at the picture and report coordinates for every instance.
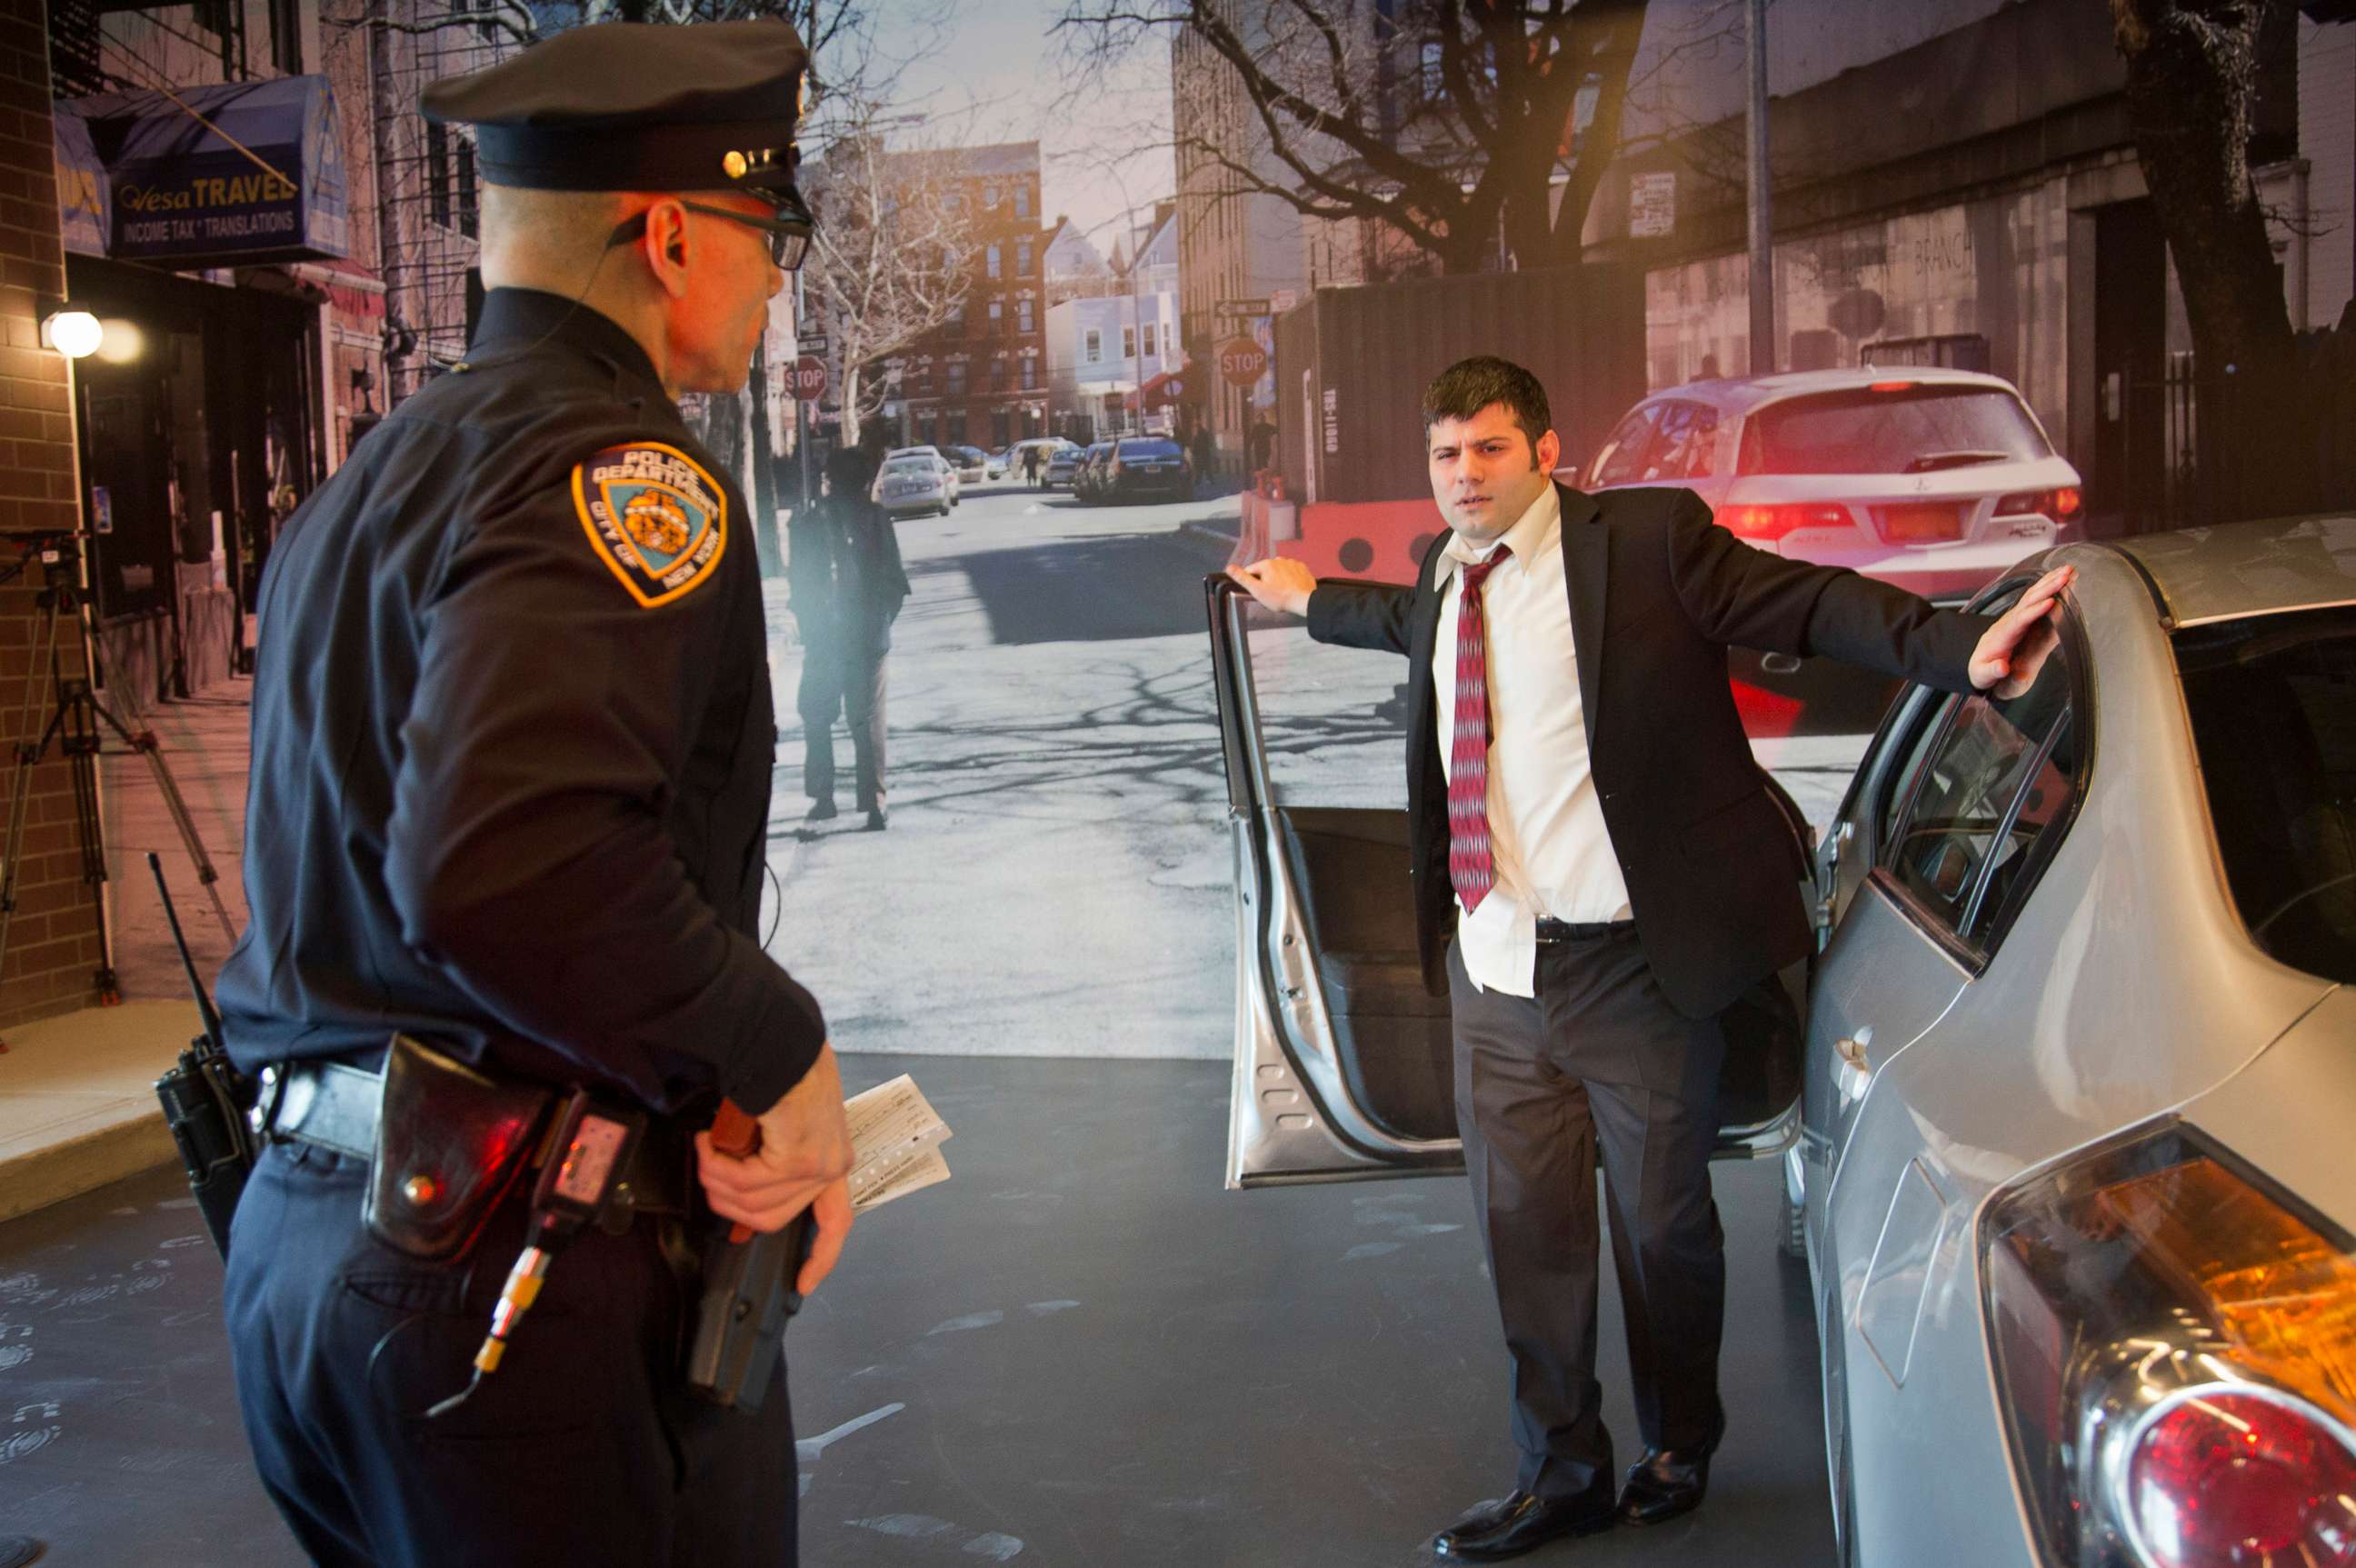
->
[216,286,824,1115]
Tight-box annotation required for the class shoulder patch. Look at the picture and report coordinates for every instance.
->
[571,443,728,608]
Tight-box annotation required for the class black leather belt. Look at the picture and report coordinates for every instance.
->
[263,1057,694,1217]
[1536,917,1634,943]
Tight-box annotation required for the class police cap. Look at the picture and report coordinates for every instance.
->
[420,19,809,208]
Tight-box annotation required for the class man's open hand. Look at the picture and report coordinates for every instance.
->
[695,1043,856,1294]
[1225,557,1318,617]
[1969,564,2075,700]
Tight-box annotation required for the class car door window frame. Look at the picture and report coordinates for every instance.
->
[1862,575,2092,972]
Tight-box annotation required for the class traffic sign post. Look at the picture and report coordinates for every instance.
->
[790,355,828,403]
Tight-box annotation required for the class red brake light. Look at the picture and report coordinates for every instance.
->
[1996,488,2083,525]
[2127,1392,2356,1568]
[1716,503,1848,540]
[1868,380,1912,393]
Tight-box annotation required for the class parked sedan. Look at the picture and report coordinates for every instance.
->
[1101,437,1193,504]
[1071,442,1116,502]
[1587,367,2085,603]
[874,454,952,517]
[885,445,958,508]
[947,444,989,484]
[1041,441,1087,489]
[1789,514,2353,1568]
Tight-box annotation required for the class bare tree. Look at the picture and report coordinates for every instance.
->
[798,135,986,447]
[2105,0,2344,516]
[1058,0,1652,275]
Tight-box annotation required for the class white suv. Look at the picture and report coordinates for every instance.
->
[1582,367,2084,603]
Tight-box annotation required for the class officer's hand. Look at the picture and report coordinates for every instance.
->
[1225,557,1317,616]
[694,1043,855,1262]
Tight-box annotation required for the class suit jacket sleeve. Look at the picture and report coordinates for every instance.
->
[1662,488,1995,694]
[1305,580,1417,655]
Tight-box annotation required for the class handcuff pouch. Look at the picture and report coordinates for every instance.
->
[363,1034,555,1263]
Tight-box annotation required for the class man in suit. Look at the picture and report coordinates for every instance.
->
[1227,356,2069,1561]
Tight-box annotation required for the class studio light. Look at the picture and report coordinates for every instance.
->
[40,307,103,360]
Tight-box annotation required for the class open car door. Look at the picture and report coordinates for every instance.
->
[1207,574,1812,1190]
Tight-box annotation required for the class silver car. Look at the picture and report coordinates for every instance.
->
[1788,514,2355,1568]
[874,454,951,518]
[1586,368,2086,603]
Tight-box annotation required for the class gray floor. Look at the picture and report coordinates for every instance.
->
[0,1054,1835,1567]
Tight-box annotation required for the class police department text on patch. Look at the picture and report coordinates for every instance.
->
[572,443,728,608]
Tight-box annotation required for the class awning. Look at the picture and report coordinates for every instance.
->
[55,75,351,269]
[1130,367,1203,408]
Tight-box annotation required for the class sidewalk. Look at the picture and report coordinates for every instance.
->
[0,677,251,1222]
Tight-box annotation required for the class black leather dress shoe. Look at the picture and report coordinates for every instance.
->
[1433,1488,1615,1561]
[1616,1444,1714,1526]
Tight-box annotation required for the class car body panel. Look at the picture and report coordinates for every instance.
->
[2110,509,2356,624]
[1803,530,2350,1566]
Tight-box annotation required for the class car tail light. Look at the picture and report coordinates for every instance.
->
[1982,1122,2356,1567]
[2127,1391,2356,1567]
[1869,380,1914,393]
[1996,487,2084,524]
[1717,503,1849,540]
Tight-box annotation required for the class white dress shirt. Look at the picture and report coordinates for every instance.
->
[1433,484,1632,998]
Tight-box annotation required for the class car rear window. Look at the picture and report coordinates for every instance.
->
[1117,440,1182,458]
[882,460,929,477]
[1737,385,2052,476]
[2175,605,2356,983]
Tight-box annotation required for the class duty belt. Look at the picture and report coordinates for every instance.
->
[262,1054,694,1220]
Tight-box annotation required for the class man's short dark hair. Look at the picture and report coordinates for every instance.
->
[1423,356,1552,455]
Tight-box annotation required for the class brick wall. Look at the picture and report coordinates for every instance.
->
[0,1,108,1031]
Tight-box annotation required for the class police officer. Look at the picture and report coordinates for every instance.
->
[214,20,850,1566]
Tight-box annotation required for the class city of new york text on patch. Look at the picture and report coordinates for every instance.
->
[572,442,728,608]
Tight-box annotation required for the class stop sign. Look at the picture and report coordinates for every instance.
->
[789,355,828,402]
[1217,336,1269,388]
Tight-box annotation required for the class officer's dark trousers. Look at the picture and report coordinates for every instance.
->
[223,1143,800,1568]
[1448,928,1728,1502]
[797,647,886,811]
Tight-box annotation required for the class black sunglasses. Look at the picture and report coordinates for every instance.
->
[606,197,814,271]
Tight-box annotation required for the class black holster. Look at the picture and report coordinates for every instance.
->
[684,1210,815,1411]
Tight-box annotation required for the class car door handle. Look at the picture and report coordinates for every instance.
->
[1836,1034,1870,1070]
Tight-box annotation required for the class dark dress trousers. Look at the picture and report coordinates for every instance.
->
[215,287,822,1566]
[1307,481,1991,1497]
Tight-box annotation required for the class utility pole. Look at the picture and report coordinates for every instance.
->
[794,266,812,512]
[1745,0,1776,375]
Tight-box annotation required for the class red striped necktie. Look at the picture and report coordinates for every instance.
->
[1448,547,1510,914]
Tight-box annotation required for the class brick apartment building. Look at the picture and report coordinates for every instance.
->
[887,140,1050,453]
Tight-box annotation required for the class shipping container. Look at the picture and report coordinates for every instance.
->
[1273,264,1645,512]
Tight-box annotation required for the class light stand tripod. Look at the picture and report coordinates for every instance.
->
[0,533,236,1005]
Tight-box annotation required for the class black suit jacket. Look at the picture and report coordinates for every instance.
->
[1306,482,1994,1020]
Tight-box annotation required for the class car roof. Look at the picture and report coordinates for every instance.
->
[2103,514,2356,627]
[1643,365,2026,418]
